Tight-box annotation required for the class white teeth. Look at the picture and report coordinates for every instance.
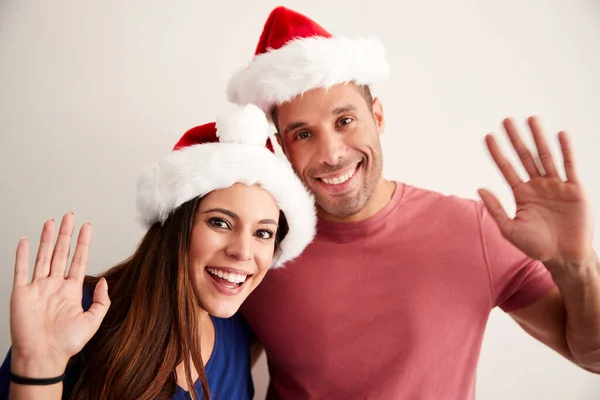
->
[207,268,248,284]
[321,165,357,185]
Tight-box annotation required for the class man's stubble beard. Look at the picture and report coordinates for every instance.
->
[313,145,384,220]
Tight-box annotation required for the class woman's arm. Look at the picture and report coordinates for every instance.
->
[7,214,110,399]
[9,356,66,400]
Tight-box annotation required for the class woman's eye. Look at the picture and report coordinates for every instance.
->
[256,229,274,240]
[208,217,230,229]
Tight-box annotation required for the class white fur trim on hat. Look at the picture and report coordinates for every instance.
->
[227,35,390,116]
[135,141,316,268]
[215,103,270,146]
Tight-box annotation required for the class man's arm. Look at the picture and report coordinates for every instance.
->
[509,252,600,373]
[479,116,600,374]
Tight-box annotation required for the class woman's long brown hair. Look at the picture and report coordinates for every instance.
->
[71,197,209,400]
[68,195,289,400]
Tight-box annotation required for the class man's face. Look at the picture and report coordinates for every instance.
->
[275,83,385,220]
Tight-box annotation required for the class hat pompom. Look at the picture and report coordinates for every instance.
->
[216,104,270,146]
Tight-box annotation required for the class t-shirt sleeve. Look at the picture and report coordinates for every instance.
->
[476,201,556,313]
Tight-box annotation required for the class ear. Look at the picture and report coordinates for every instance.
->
[372,98,385,135]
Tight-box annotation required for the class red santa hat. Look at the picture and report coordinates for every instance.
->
[226,6,390,116]
[135,104,316,267]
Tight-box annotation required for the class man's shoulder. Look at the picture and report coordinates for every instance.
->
[398,183,483,219]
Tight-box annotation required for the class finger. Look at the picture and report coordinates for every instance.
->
[84,278,110,331]
[558,131,579,183]
[477,189,514,236]
[32,219,56,281]
[485,134,523,189]
[13,238,30,287]
[49,213,75,278]
[67,223,92,282]
[502,118,542,179]
[528,116,559,178]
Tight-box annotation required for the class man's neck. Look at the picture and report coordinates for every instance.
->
[317,178,396,223]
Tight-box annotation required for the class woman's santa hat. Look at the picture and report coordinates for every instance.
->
[135,104,316,267]
[226,6,390,116]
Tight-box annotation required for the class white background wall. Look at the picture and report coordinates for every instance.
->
[1,1,599,398]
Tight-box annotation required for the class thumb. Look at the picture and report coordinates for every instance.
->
[84,278,110,330]
[477,188,513,235]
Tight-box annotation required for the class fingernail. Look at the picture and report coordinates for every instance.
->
[20,237,27,241]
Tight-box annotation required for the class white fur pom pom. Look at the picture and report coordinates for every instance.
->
[215,104,270,146]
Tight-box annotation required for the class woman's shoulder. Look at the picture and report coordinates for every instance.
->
[81,284,95,311]
[211,313,253,347]
[200,314,254,400]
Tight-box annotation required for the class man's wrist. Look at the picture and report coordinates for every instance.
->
[544,251,599,284]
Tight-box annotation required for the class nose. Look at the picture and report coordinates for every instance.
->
[225,232,253,262]
[316,127,347,166]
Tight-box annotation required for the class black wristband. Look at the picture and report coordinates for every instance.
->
[10,371,65,386]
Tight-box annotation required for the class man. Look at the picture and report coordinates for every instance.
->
[226,6,600,399]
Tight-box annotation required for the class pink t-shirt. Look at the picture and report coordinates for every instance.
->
[241,183,556,399]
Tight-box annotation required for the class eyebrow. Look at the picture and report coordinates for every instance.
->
[202,208,278,225]
[332,104,356,115]
[283,104,357,135]
[283,121,307,136]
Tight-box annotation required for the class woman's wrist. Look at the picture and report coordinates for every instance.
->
[10,352,68,380]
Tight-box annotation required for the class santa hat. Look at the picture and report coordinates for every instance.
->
[226,6,390,116]
[135,104,316,267]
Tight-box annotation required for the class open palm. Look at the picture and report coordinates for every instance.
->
[10,213,110,375]
[478,117,593,265]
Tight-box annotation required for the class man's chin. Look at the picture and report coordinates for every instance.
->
[316,199,364,220]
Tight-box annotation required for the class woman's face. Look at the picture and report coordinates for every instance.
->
[188,183,281,318]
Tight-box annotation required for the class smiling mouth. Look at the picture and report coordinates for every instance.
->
[317,161,361,185]
[206,267,252,289]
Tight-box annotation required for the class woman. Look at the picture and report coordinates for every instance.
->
[0,104,316,400]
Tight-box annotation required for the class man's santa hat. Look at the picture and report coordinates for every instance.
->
[226,6,390,116]
[135,104,316,267]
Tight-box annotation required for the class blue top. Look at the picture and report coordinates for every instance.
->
[0,288,254,400]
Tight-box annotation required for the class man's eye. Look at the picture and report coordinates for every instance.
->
[339,117,353,126]
[295,131,311,140]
